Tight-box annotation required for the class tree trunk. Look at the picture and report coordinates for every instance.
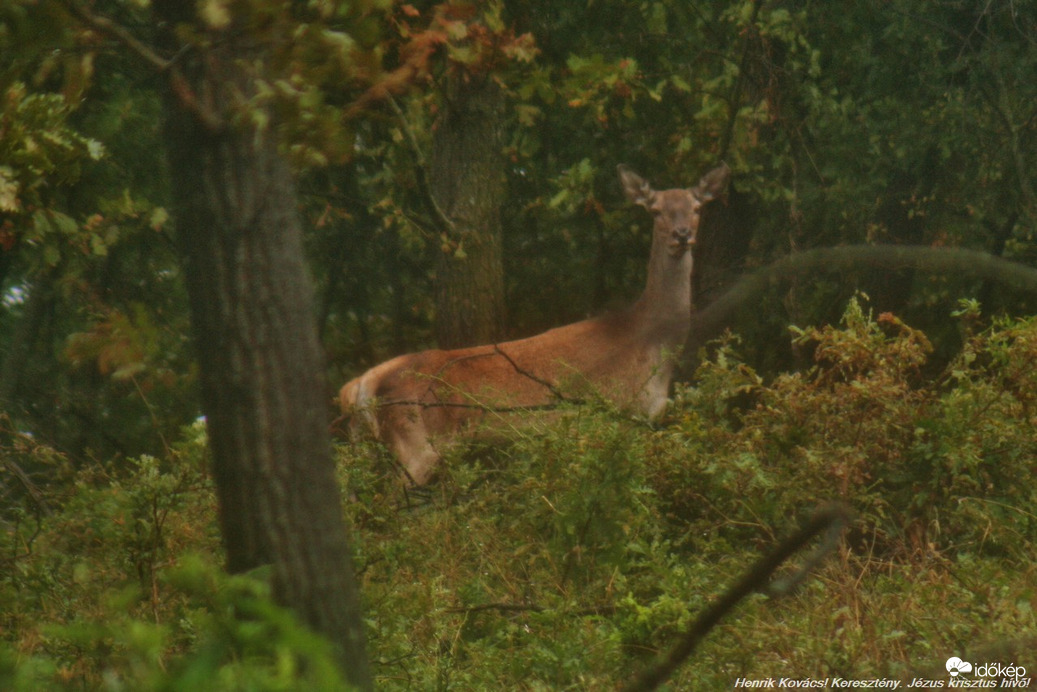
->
[153,9,371,689]
[692,183,754,312]
[0,272,52,406]
[429,73,506,348]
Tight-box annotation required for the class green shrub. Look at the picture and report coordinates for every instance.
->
[341,301,1036,687]
[4,303,1036,689]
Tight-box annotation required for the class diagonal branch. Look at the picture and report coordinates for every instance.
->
[60,0,170,72]
[59,0,224,133]
[685,245,1037,361]
[492,344,577,403]
[387,95,457,236]
[622,504,854,692]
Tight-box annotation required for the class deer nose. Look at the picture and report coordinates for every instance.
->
[672,228,694,246]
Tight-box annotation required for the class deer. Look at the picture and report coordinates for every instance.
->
[339,163,731,485]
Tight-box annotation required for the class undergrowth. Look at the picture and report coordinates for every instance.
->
[2,299,1035,689]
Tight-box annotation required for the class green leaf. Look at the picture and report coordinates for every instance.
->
[90,233,108,257]
[199,0,231,29]
[548,189,570,209]
[43,243,61,266]
[0,166,19,212]
[670,75,692,92]
[149,207,169,231]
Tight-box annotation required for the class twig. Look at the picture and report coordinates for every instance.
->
[447,602,545,614]
[990,70,1037,217]
[685,245,1037,360]
[60,0,171,71]
[59,0,224,133]
[492,344,577,403]
[444,601,617,617]
[374,397,575,414]
[167,70,225,134]
[364,346,587,414]
[3,458,51,518]
[0,459,50,566]
[621,503,854,692]
[764,509,848,597]
[718,0,762,161]
[387,95,457,236]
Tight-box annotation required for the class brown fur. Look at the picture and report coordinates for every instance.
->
[340,164,730,485]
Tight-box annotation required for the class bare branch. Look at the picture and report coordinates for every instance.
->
[718,0,762,161]
[446,602,545,615]
[445,601,616,617]
[60,0,171,72]
[3,458,51,518]
[167,70,225,134]
[492,344,577,403]
[387,95,458,236]
[59,0,225,133]
[622,504,854,692]
[686,245,1037,359]
[990,70,1037,218]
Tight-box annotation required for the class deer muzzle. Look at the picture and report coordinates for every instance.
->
[669,228,694,255]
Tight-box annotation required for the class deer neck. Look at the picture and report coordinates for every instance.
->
[632,243,694,346]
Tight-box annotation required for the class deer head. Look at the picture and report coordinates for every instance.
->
[619,163,731,257]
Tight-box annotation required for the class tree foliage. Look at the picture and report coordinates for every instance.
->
[2,0,1037,688]
[320,0,1037,372]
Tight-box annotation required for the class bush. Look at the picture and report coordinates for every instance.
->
[0,422,349,690]
[341,300,1036,687]
[3,302,1036,689]
[655,298,1037,563]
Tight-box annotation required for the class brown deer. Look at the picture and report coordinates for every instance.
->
[339,163,731,485]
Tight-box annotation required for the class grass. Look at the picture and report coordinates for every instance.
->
[2,302,1035,689]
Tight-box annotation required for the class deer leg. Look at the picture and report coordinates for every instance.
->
[382,406,442,486]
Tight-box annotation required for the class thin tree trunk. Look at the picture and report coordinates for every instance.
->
[429,73,506,348]
[0,272,52,405]
[692,184,754,311]
[153,7,371,688]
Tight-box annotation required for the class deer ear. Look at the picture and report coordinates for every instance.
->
[618,164,656,208]
[693,162,731,202]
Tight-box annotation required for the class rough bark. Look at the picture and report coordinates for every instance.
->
[153,8,372,688]
[692,183,754,310]
[429,73,507,348]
